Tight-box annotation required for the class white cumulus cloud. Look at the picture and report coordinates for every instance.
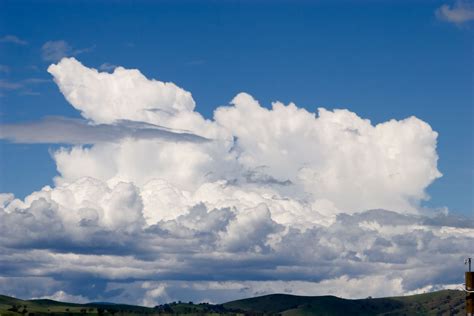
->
[48,58,196,124]
[0,57,469,304]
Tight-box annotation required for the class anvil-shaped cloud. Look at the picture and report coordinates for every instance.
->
[1,58,471,305]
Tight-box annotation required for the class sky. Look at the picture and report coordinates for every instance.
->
[0,0,473,306]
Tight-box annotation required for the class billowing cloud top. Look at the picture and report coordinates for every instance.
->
[1,58,470,306]
[47,58,196,124]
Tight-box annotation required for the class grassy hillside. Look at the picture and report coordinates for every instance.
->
[0,289,466,315]
[223,290,465,315]
[0,295,236,316]
[0,295,157,316]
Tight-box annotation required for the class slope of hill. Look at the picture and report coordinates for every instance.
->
[0,289,466,315]
[0,295,156,316]
[223,290,465,315]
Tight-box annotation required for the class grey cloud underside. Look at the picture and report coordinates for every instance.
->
[1,205,472,289]
[243,168,293,186]
[0,117,209,144]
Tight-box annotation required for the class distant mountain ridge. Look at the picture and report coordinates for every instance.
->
[0,289,466,315]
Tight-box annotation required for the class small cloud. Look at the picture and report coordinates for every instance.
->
[41,40,73,62]
[20,90,41,96]
[435,0,474,24]
[23,78,51,84]
[74,45,96,55]
[0,65,10,73]
[0,79,22,90]
[99,62,118,72]
[41,40,94,62]
[0,78,50,95]
[0,35,28,45]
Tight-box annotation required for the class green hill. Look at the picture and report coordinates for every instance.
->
[223,290,465,315]
[0,295,157,316]
[0,289,466,315]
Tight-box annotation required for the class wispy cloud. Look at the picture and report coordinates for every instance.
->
[41,40,72,62]
[0,79,22,90]
[0,78,51,95]
[0,117,209,144]
[26,65,40,72]
[0,65,11,73]
[0,35,28,45]
[19,90,41,96]
[436,0,474,24]
[41,40,94,62]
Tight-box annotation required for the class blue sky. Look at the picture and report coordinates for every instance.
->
[0,0,473,305]
[1,0,472,216]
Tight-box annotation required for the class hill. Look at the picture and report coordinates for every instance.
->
[0,289,466,315]
[223,289,465,315]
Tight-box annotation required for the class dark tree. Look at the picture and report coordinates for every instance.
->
[8,305,19,312]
